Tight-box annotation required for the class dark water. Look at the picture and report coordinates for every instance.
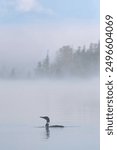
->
[0,79,99,150]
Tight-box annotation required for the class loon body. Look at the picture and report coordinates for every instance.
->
[40,116,64,128]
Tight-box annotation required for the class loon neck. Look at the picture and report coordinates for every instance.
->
[45,123,49,128]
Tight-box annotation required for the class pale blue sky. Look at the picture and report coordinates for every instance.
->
[0,0,99,24]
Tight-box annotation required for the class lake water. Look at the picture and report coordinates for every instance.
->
[0,78,99,150]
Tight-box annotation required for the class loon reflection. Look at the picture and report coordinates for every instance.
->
[40,116,64,128]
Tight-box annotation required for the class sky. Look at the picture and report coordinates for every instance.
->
[0,0,100,68]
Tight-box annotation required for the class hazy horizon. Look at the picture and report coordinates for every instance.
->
[0,1,99,150]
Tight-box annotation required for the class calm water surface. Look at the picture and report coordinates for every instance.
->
[0,79,99,150]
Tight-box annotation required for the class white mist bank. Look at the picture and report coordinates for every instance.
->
[0,78,99,126]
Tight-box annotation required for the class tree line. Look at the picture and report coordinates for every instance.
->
[0,41,100,79]
[35,41,100,78]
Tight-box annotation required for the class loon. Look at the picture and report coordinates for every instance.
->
[40,116,64,128]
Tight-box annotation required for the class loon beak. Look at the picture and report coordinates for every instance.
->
[40,116,45,119]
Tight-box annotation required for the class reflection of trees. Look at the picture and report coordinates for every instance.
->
[36,41,100,78]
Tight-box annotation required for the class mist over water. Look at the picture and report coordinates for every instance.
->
[0,0,99,149]
[0,77,99,150]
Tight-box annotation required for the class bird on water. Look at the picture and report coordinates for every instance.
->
[40,116,64,128]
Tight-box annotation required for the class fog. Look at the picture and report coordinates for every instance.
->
[0,23,99,67]
[0,18,99,150]
[0,78,99,125]
[0,39,100,80]
[0,1,99,149]
[0,63,99,150]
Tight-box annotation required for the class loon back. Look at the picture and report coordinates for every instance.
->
[49,125,64,128]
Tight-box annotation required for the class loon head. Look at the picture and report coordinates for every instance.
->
[40,116,50,123]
